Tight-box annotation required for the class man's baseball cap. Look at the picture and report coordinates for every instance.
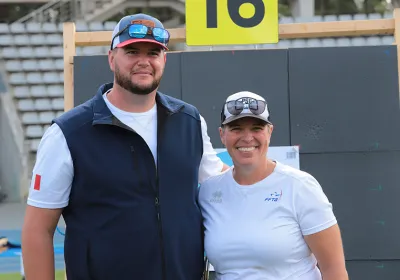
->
[111,14,169,50]
[221,91,271,125]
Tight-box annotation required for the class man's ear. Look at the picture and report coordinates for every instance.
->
[108,49,115,72]
[164,51,167,63]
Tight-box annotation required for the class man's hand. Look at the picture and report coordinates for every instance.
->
[221,163,230,172]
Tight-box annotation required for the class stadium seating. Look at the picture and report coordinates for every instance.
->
[0,21,113,156]
[0,13,395,164]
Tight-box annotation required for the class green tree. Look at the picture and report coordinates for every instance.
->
[393,0,400,8]
[0,3,42,23]
[315,0,358,15]
[279,0,292,16]
[363,0,390,14]
[313,0,391,15]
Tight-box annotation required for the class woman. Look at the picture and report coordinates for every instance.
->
[198,91,348,280]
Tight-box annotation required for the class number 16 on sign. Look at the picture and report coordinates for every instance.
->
[185,0,279,46]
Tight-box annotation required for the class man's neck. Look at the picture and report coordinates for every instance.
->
[233,159,276,186]
[107,84,156,113]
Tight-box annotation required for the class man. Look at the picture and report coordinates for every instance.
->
[22,13,228,280]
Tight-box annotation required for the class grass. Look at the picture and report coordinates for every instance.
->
[0,270,65,280]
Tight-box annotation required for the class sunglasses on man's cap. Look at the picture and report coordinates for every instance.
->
[111,23,170,50]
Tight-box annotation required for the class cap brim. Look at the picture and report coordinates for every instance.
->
[116,38,168,50]
[222,113,271,125]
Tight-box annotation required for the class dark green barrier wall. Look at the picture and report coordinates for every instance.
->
[73,45,400,280]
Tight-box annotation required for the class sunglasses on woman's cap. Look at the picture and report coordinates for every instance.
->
[221,91,271,125]
[110,14,170,50]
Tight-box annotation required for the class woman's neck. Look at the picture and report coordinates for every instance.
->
[233,159,276,186]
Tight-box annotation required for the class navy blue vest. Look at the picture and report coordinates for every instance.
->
[53,83,204,280]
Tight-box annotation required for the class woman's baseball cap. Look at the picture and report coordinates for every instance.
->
[221,91,272,125]
[111,13,169,50]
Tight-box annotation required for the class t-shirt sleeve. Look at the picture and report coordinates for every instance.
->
[27,123,73,209]
[198,115,224,184]
[295,174,337,236]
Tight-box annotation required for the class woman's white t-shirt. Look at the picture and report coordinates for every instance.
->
[198,161,337,280]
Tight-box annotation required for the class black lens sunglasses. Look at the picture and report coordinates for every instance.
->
[226,97,267,116]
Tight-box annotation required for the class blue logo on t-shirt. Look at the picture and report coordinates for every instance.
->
[265,191,282,202]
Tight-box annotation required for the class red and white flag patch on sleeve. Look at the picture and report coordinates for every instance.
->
[33,174,41,191]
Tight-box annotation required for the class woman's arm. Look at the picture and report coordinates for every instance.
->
[304,224,348,280]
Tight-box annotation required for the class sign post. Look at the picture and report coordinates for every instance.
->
[185,0,279,45]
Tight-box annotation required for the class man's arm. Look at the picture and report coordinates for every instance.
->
[198,115,229,183]
[22,206,63,280]
[22,123,73,280]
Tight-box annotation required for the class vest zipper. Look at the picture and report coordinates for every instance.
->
[131,139,166,279]
[155,132,167,280]
[154,192,166,280]
[113,111,169,279]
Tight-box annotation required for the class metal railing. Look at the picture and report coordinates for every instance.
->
[15,0,80,23]
[14,0,112,23]
[14,0,185,24]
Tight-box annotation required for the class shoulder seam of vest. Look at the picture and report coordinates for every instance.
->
[57,118,94,138]
[177,110,201,122]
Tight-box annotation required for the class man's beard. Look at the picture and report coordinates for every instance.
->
[115,65,161,95]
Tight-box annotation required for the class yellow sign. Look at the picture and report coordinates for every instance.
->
[185,0,279,46]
